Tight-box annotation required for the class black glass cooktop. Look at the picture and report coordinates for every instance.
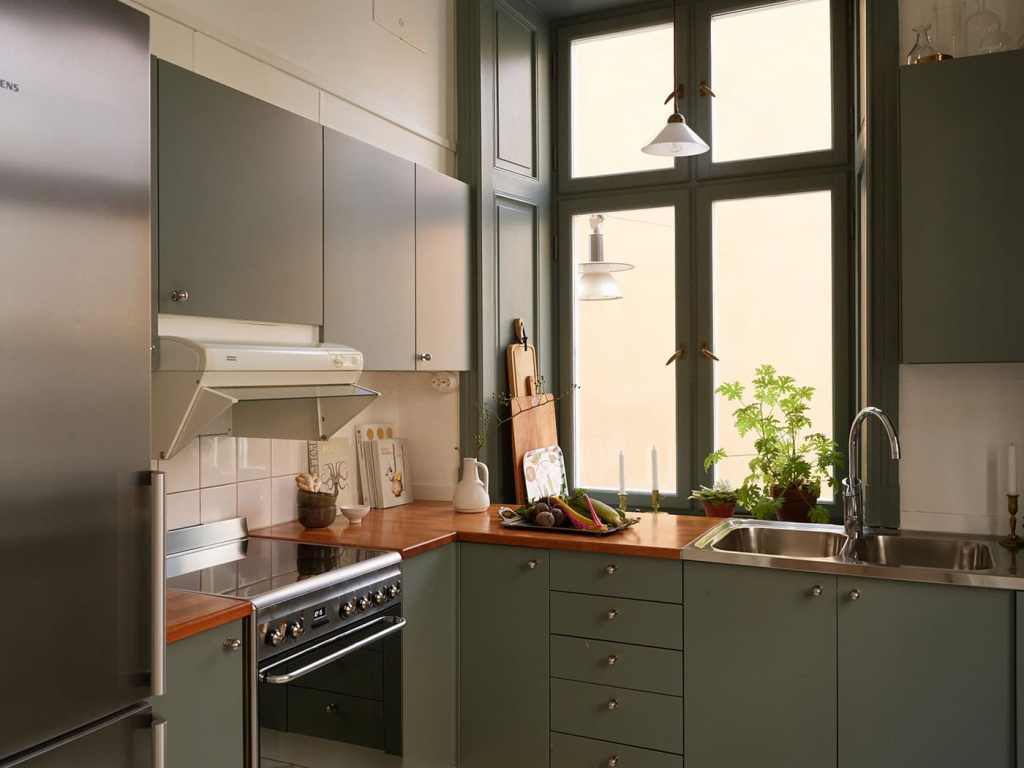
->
[166,536,391,601]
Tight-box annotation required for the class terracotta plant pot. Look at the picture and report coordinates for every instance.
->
[702,500,737,518]
[771,484,819,523]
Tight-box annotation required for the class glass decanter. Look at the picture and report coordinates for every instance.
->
[907,25,938,65]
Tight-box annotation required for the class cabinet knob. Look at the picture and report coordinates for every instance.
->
[416,352,432,362]
[606,608,618,621]
[809,585,823,597]
[607,757,619,768]
[170,289,189,302]
[223,638,242,652]
[606,654,618,666]
[324,704,339,715]
[848,589,861,601]
[527,559,539,570]
[606,698,619,711]
[605,564,617,575]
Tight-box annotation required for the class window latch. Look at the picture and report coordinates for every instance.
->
[665,345,687,366]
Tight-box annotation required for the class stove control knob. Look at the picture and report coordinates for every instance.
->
[386,584,399,599]
[357,595,371,611]
[340,600,356,617]
[266,624,286,647]
[287,620,305,639]
[373,589,386,605]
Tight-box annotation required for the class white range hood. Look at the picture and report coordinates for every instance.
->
[153,337,379,460]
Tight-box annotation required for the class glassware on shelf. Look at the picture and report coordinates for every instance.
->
[907,24,939,64]
[965,0,1006,55]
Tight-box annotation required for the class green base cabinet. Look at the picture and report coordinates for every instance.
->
[684,562,838,768]
[459,543,549,768]
[837,577,1014,768]
[153,620,245,768]
[402,544,458,767]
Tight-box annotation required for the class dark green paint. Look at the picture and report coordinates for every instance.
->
[550,550,683,604]
[550,732,684,768]
[550,634,683,696]
[550,591,683,650]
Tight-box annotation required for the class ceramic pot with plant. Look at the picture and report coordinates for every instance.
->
[704,365,843,524]
[689,483,739,518]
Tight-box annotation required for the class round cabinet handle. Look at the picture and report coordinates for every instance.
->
[606,698,619,711]
[606,654,618,666]
[170,289,189,303]
[223,638,242,652]
[527,559,539,570]
[416,352,432,362]
[810,585,823,597]
[608,757,619,768]
[605,564,617,576]
[324,704,339,715]
[849,589,861,601]
[606,608,618,621]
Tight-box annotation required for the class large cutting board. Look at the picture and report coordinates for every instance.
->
[510,393,558,505]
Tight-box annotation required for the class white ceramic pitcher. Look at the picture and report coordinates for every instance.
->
[454,457,490,513]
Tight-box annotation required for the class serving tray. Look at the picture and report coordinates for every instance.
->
[497,508,641,536]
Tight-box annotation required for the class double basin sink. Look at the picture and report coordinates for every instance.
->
[685,519,1009,586]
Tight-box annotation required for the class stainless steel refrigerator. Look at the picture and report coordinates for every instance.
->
[0,0,163,765]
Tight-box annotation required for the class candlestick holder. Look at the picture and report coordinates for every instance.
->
[650,489,661,512]
[617,492,628,514]
[1000,494,1022,550]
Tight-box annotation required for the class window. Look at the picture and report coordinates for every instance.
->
[570,21,675,179]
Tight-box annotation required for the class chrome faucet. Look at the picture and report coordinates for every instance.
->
[843,407,900,551]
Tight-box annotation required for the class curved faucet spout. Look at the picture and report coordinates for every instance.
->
[845,406,901,548]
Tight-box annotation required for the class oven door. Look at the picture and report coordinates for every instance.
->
[256,607,404,767]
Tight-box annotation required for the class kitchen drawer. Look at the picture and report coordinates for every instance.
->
[551,592,683,650]
[551,679,683,754]
[551,551,682,604]
[550,635,682,696]
[286,687,384,749]
[551,732,684,768]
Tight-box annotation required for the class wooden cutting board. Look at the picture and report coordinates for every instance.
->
[506,318,539,397]
[510,393,558,504]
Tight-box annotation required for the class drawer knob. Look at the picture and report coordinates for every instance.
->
[606,698,619,711]
[324,703,339,715]
[527,559,539,570]
[170,288,189,302]
[605,564,617,575]
[809,585,823,597]
[607,758,619,768]
[606,608,618,621]
[223,638,241,652]
[416,352,432,362]
[606,654,618,666]
[849,589,861,601]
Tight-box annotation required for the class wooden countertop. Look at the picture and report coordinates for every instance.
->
[251,500,722,560]
[167,589,252,644]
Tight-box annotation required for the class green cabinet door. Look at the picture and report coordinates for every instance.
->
[402,544,457,767]
[684,562,837,768]
[459,543,549,768]
[837,578,1014,768]
[155,60,324,325]
[153,620,245,768]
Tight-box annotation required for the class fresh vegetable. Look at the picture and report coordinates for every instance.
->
[551,495,606,532]
[535,510,555,527]
[568,489,624,527]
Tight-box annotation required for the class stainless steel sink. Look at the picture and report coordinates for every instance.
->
[712,525,846,560]
[854,535,994,571]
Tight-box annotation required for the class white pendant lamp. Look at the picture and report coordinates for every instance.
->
[578,214,634,302]
[642,83,710,157]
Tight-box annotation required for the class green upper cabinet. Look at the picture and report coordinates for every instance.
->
[459,543,549,768]
[684,562,837,768]
[155,60,324,325]
[900,49,1024,363]
[837,577,1015,768]
[323,130,471,371]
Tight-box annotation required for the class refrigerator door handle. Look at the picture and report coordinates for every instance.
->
[152,717,166,768]
[151,471,166,697]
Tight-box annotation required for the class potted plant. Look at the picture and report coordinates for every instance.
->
[688,482,739,518]
[704,365,843,524]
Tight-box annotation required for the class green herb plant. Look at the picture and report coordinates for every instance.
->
[704,365,843,523]
[687,482,739,505]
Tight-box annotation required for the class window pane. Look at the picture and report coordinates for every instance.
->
[712,191,834,501]
[574,207,676,493]
[710,0,833,164]
[571,24,675,179]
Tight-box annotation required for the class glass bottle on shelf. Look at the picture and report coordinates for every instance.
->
[965,0,1005,55]
[907,24,938,64]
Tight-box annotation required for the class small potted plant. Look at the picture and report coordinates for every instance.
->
[704,365,843,524]
[688,482,739,518]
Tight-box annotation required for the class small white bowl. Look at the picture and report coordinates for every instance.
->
[339,504,371,526]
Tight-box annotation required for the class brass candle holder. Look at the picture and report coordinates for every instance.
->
[618,492,628,514]
[650,489,661,512]
[1000,494,1022,550]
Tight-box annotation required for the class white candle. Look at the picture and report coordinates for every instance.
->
[1011,443,1018,495]
[618,450,625,494]
[651,446,659,492]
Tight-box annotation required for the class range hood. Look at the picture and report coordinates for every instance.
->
[153,337,379,460]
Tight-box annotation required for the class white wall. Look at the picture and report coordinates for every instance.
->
[122,0,456,173]
[900,364,1024,535]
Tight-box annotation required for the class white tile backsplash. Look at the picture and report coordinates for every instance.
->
[165,490,200,531]
[158,438,200,493]
[237,478,272,530]
[200,435,237,487]
[272,440,308,477]
[271,475,299,525]
[237,437,272,482]
[200,483,237,523]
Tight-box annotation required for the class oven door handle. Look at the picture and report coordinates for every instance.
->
[258,615,406,685]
